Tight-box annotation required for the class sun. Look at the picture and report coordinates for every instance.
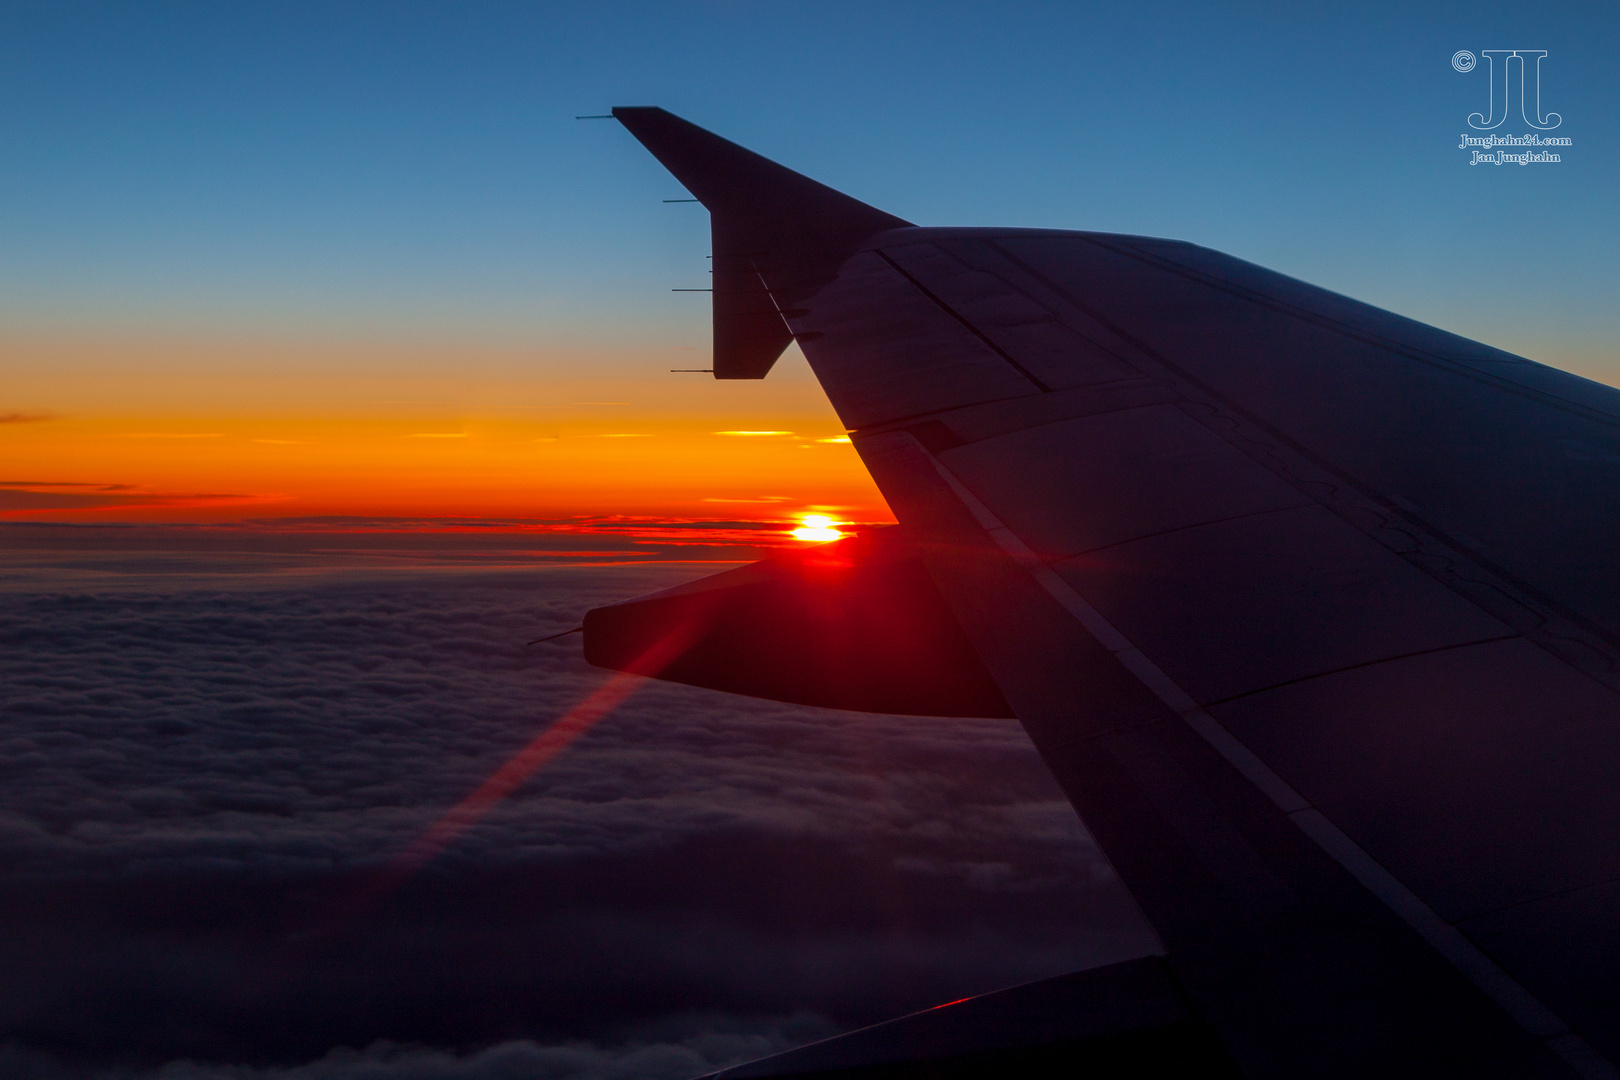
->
[791,514,844,542]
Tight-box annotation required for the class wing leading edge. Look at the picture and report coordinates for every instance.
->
[604,109,1620,1079]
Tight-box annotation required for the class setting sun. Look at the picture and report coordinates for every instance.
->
[791,514,844,542]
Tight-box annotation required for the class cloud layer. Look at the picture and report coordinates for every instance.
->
[0,553,1152,1078]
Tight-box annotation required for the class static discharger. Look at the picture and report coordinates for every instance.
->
[526,626,583,646]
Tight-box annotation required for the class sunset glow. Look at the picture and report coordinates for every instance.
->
[0,333,894,527]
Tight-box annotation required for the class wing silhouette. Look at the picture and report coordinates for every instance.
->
[593,107,1620,1080]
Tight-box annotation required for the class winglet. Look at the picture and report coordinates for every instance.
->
[613,107,914,378]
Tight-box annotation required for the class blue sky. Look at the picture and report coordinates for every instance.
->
[1,0,1615,377]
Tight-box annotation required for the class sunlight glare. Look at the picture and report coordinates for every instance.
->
[792,514,844,542]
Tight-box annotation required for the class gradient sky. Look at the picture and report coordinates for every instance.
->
[2,0,1616,526]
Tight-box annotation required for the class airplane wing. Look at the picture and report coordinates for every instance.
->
[596,107,1620,1080]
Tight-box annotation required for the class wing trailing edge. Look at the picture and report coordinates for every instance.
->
[612,106,914,378]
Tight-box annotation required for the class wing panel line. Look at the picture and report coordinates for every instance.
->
[872,248,1053,392]
[1197,634,1522,708]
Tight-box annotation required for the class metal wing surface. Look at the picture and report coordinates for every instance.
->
[608,108,1620,1079]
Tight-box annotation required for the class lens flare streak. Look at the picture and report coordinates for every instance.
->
[342,625,700,920]
[387,670,642,877]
